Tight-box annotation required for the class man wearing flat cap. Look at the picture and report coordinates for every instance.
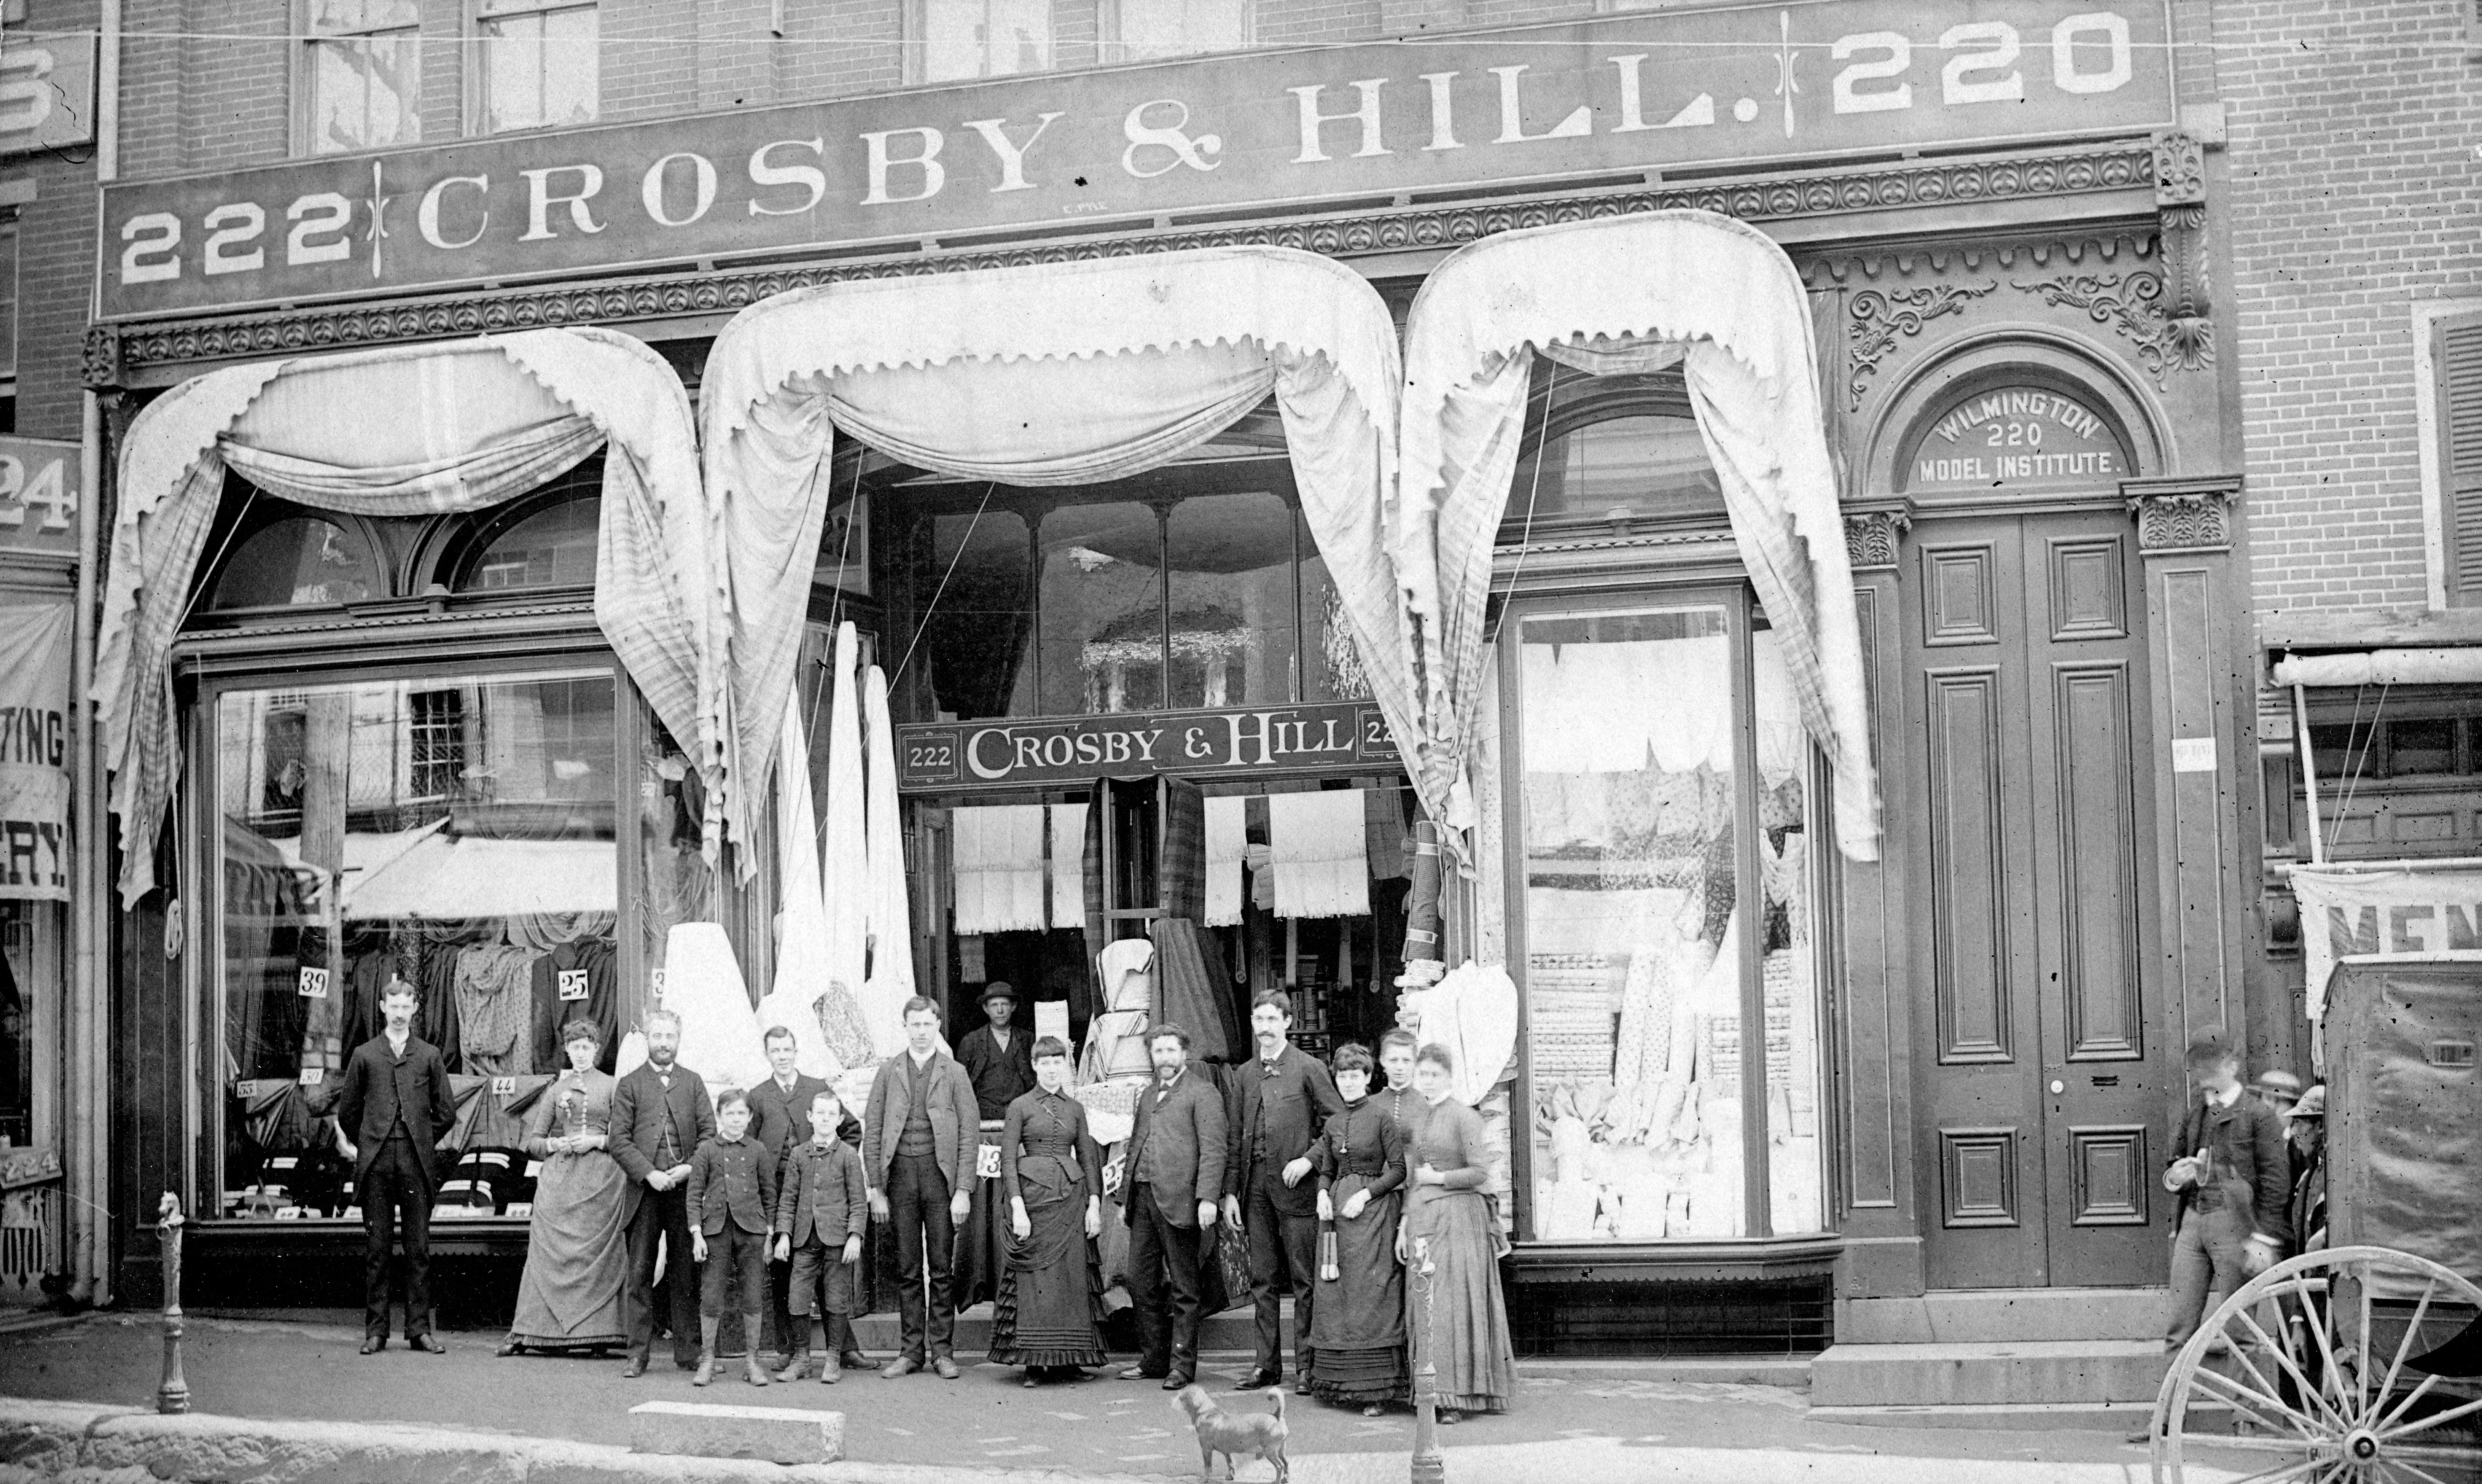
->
[952,983,1039,1310]
[2284,1084,2327,1256]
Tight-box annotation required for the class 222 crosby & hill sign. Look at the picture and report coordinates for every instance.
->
[95,0,2173,322]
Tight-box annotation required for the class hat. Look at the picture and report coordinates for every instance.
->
[2253,1069,2304,1102]
[2286,1084,2326,1121]
[979,982,1019,1005]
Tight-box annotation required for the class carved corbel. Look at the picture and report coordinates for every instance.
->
[2151,130,2213,376]
[2123,473,2242,554]
[1844,509,1912,571]
[81,324,124,390]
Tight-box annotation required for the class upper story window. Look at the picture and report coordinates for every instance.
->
[205,516,385,610]
[296,0,423,156]
[1102,0,1253,63]
[918,0,1054,80]
[2422,303,2482,607]
[458,496,597,592]
[1501,370,1725,543]
[909,0,1253,83]
[475,0,598,134]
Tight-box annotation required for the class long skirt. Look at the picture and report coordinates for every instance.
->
[1403,1187,1517,1414]
[988,1160,1108,1369]
[951,1126,1011,1312]
[1309,1175,1407,1404]
[508,1151,629,1350]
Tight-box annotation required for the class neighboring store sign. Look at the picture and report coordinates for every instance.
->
[1908,386,2128,489]
[0,30,98,157]
[2289,864,2482,1041]
[0,597,70,901]
[97,0,2174,321]
[0,438,81,560]
[899,700,1400,790]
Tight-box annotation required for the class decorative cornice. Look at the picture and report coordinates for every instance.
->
[2123,473,2242,553]
[89,140,2159,386]
[1846,282,1994,411]
[2011,269,2212,390]
[1843,511,1911,570]
[2152,131,2206,210]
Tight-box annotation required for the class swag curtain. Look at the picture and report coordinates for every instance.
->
[1395,210,1881,861]
[698,244,1422,874]
[95,328,713,905]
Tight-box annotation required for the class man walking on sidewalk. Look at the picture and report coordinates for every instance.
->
[1117,1023,1226,1391]
[863,996,978,1379]
[612,1010,714,1377]
[1225,989,1342,1394]
[2160,1030,2288,1351]
[336,980,457,1356]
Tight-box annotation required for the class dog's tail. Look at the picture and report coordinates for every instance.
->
[1267,1386,1287,1423]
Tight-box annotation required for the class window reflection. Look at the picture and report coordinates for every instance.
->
[462,498,597,592]
[1040,502,1165,715]
[1105,0,1253,62]
[921,510,1035,720]
[1165,492,1294,709]
[1508,414,1724,533]
[920,0,1053,80]
[1299,512,1366,704]
[1754,629,1822,1236]
[207,518,381,609]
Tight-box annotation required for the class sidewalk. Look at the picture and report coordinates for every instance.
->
[0,1313,2237,1483]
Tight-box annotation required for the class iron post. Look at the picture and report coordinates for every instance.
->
[156,1193,187,1414]
[1410,1235,1444,1484]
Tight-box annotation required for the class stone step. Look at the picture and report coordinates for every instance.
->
[1837,1288,2169,1345]
[1810,1398,2238,1435]
[1809,1340,2170,1409]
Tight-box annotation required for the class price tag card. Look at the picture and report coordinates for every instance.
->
[558,969,590,1002]
[976,1142,1003,1180]
[492,1076,518,1099]
[651,968,667,997]
[297,967,330,999]
[297,1067,325,1086]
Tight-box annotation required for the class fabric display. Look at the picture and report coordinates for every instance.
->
[1079,936,1156,1087]
[861,659,921,1055]
[760,685,871,1076]
[952,805,1048,934]
[1048,803,1089,930]
[528,936,620,1074]
[454,942,540,1076]
[1202,795,1247,927]
[1267,790,1369,919]
[1363,788,1410,881]
[660,922,772,1095]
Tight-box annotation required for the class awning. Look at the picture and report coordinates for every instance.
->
[1395,210,1880,860]
[2270,648,2482,687]
[95,328,713,906]
[699,245,1422,844]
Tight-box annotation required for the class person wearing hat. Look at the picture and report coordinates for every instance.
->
[2285,1084,2327,1256]
[953,984,1038,1311]
[2251,1068,2304,1120]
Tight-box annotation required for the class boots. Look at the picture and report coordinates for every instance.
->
[832,1313,869,1371]
[775,1318,810,1383]
[820,1343,842,1384]
[743,1317,770,1386]
[693,1317,720,1387]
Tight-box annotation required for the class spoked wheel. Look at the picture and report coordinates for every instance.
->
[2151,1245,2482,1484]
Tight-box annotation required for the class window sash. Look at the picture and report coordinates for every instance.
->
[475,2,598,134]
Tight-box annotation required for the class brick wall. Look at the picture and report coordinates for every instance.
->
[2216,0,2482,623]
[11,0,100,442]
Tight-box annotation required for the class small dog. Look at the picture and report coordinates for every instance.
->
[1173,1382,1289,1483]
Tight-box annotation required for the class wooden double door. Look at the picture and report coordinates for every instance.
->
[1902,506,2171,1290]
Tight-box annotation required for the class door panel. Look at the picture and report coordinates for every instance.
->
[1909,512,2168,1290]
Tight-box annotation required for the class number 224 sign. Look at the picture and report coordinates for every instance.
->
[0,438,79,560]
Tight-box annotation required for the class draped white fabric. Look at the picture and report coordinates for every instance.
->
[757,693,847,1081]
[819,622,870,1003]
[699,245,1419,871]
[94,329,711,904]
[1397,211,1880,860]
[860,659,918,1058]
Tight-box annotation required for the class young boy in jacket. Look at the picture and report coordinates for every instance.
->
[2161,1032,2289,1351]
[689,1088,779,1387]
[773,1087,869,1382]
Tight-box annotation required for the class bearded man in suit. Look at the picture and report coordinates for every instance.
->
[611,1008,715,1376]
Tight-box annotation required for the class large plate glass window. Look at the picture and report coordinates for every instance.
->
[298,0,422,156]
[474,0,598,134]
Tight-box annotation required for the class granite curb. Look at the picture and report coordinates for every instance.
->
[0,1399,1186,1484]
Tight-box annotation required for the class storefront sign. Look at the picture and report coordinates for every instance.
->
[899,700,1400,790]
[0,30,96,157]
[0,440,80,562]
[2291,864,2482,1029]
[0,598,70,900]
[1909,386,2129,488]
[97,0,2173,320]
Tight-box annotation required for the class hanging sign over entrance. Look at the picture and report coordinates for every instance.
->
[899,701,1400,790]
[97,0,2173,321]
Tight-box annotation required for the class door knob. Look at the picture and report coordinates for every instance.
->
[2049,1079,2065,1094]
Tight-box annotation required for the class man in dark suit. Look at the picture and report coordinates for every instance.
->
[1116,1022,1226,1390]
[747,1024,867,1372]
[1224,989,1342,1392]
[610,1008,715,1377]
[335,979,457,1355]
[861,996,979,1379]
[954,983,1036,1121]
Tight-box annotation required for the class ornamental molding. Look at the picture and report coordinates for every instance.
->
[88,140,2159,387]
[2152,131,2206,210]
[1846,281,1995,411]
[2011,268,2212,390]
[1843,510,1912,570]
[2123,474,2242,553]
[1803,231,2156,287]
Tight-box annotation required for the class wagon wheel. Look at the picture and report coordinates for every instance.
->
[2150,1245,2482,1484]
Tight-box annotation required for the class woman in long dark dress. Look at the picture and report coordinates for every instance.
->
[989,1036,1109,1386]
[1397,1042,1518,1422]
[501,1019,628,1356]
[1309,1043,1409,1414]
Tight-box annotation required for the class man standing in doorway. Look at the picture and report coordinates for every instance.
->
[1225,988,1342,1394]
[336,980,457,1355]
[747,1024,868,1374]
[955,983,1036,1123]
[1116,1023,1225,1390]
[612,1008,714,1377]
[863,996,978,1379]
[952,983,1037,1311]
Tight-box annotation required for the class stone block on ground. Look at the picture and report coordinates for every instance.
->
[80,1411,529,1484]
[627,1401,844,1466]
[0,1399,139,1473]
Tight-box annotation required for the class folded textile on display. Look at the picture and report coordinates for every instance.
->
[861,661,919,1056]
[1267,790,1369,919]
[1405,961,1520,1105]
[1049,804,1089,930]
[820,623,873,1038]
[1203,795,1248,927]
[758,689,857,1077]
[951,804,1049,934]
